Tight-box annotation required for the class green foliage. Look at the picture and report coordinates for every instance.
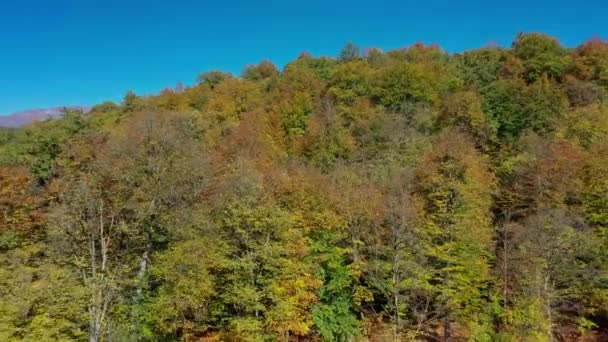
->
[1,32,606,341]
[284,53,337,82]
[328,60,373,106]
[414,130,495,333]
[303,108,355,170]
[0,128,25,165]
[338,42,360,62]
[197,70,234,88]
[372,56,462,113]
[242,60,279,81]
[482,76,566,139]
[481,78,528,138]
[0,243,88,341]
[438,90,489,140]
[149,239,226,337]
[457,46,507,90]
[512,32,571,82]
[310,229,359,341]
[280,92,314,140]
[122,90,144,113]
[23,109,89,184]
[524,76,568,132]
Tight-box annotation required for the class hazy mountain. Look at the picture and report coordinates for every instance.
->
[0,106,91,127]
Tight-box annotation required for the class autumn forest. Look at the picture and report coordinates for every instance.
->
[0,33,607,341]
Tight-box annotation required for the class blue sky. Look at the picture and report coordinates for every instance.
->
[1,0,607,115]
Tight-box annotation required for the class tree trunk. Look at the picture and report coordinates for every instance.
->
[392,248,400,340]
[136,231,152,297]
[88,201,112,342]
[443,314,451,342]
[502,210,512,321]
[544,274,553,341]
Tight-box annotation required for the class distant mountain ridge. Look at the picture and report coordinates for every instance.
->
[0,106,91,127]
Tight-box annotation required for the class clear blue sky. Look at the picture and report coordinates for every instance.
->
[1,0,607,115]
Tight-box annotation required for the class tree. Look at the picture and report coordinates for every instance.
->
[572,38,608,87]
[482,76,566,140]
[378,170,425,339]
[457,46,507,90]
[372,57,462,113]
[49,167,126,342]
[302,102,355,171]
[149,239,226,338]
[328,60,373,106]
[414,130,495,340]
[0,165,87,341]
[22,109,89,185]
[242,60,279,81]
[524,76,568,133]
[512,32,571,82]
[310,228,360,342]
[363,47,386,66]
[438,90,489,142]
[197,70,233,88]
[563,75,605,107]
[0,166,43,234]
[0,243,88,341]
[122,90,142,112]
[203,159,321,340]
[338,42,360,62]
[48,111,210,341]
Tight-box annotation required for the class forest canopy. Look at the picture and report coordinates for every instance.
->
[0,32,607,341]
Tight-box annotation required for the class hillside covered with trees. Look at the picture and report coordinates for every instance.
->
[0,32,607,341]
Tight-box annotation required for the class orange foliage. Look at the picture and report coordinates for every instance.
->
[0,166,45,234]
